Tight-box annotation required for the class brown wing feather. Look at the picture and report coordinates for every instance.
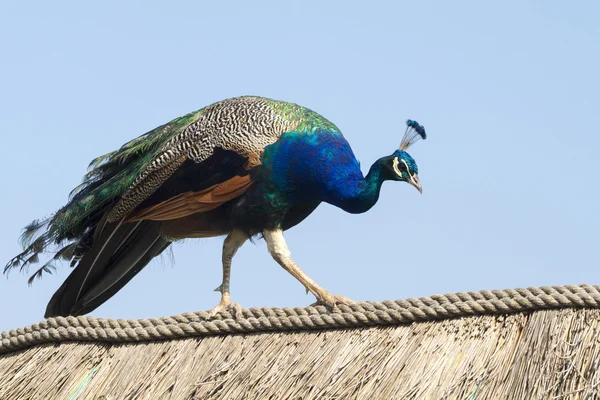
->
[126,175,253,222]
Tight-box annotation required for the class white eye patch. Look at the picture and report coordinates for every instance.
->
[401,159,410,172]
[392,157,403,176]
[392,157,411,176]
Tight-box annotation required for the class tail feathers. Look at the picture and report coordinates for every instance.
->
[71,238,170,316]
[45,220,169,318]
[27,243,77,285]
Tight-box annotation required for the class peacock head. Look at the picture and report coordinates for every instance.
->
[382,120,427,193]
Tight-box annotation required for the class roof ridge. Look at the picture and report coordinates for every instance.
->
[2,283,599,355]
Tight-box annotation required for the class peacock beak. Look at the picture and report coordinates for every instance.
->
[409,174,422,194]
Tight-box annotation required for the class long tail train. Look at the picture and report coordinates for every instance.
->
[45,219,170,318]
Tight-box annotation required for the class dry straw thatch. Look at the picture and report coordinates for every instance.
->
[2,286,600,399]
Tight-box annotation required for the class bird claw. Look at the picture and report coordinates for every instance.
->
[208,296,242,318]
[310,291,354,310]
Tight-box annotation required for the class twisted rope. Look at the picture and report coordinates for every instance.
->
[2,284,599,355]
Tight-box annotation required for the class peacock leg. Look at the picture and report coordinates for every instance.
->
[209,229,247,317]
[263,228,353,309]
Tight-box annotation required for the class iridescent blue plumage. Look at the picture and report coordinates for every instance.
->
[252,125,424,217]
[394,150,418,174]
[405,120,427,138]
[258,129,374,214]
[400,120,427,151]
[6,96,427,318]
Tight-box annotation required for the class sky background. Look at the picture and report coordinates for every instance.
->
[1,1,599,332]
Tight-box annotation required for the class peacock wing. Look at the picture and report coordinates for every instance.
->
[125,151,254,222]
[106,96,300,222]
[43,145,255,317]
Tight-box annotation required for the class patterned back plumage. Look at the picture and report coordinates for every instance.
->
[7,96,340,278]
[109,96,339,220]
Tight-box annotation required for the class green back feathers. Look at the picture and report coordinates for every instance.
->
[6,96,339,281]
[6,109,206,279]
[58,110,205,236]
[266,99,340,134]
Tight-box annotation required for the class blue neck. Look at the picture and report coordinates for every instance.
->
[329,161,385,214]
[262,130,390,214]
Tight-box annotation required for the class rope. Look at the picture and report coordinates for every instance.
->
[2,284,600,355]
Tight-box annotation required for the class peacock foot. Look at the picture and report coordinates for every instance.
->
[310,290,354,310]
[208,294,242,318]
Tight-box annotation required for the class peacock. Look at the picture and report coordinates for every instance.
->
[5,96,426,318]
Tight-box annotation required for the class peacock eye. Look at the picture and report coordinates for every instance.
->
[400,159,410,174]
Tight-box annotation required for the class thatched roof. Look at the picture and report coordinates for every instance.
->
[2,285,600,399]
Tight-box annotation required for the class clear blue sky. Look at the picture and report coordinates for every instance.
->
[1,1,599,332]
